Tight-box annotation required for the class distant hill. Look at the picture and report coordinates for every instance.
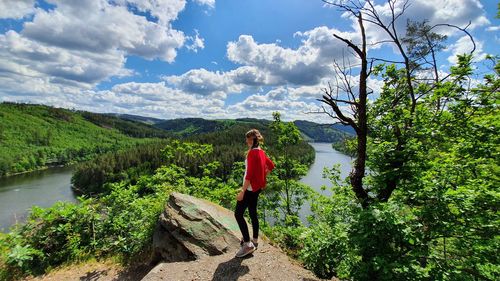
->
[109,113,165,125]
[110,114,353,142]
[81,112,171,138]
[293,120,354,143]
[0,103,170,177]
[155,118,227,137]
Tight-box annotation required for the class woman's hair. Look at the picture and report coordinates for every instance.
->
[246,129,264,149]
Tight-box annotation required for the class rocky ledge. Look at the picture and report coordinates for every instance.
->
[144,192,326,281]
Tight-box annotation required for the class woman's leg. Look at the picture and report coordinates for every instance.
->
[234,193,250,242]
[248,190,260,240]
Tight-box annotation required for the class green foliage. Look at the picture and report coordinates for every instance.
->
[72,140,171,195]
[0,103,164,177]
[155,118,227,137]
[262,223,306,257]
[265,112,313,224]
[267,55,499,280]
[298,166,359,279]
[332,136,357,156]
[402,19,447,71]
[0,140,238,279]
[293,120,353,142]
[80,111,172,138]
[187,121,315,181]
[301,221,356,279]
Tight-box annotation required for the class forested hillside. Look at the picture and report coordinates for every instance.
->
[72,118,315,196]
[293,120,353,142]
[154,118,226,137]
[0,103,170,177]
[131,115,351,143]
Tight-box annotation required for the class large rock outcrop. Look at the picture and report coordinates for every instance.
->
[151,192,245,263]
[144,192,326,281]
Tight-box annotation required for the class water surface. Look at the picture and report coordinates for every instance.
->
[0,166,76,232]
[298,143,353,223]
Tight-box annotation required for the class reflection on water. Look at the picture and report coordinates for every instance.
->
[264,142,353,226]
[298,143,353,224]
[0,166,77,232]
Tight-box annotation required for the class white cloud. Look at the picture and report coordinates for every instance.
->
[486,26,500,32]
[0,0,36,19]
[23,0,186,62]
[193,0,215,9]
[447,36,485,64]
[226,26,356,86]
[0,80,227,119]
[164,68,242,96]
[0,0,209,90]
[186,30,205,53]
[163,64,286,96]
[113,0,186,25]
[225,87,331,123]
[163,25,364,103]
[0,30,132,86]
[340,0,490,49]
[288,85,323,100]
[228,66,280,86]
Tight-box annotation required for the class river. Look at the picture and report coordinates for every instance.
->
[298,142,353,224]
[0,166,77,232]
[0,142,350,231]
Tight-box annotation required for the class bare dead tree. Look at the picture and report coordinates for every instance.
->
[318,5,370,207]
[319,0,476,205]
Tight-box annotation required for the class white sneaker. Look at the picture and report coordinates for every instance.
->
[240,238,259,248]
[235,242,256,258]
[251,238,259,249]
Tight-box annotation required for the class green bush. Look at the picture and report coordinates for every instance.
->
[0,141,245,279]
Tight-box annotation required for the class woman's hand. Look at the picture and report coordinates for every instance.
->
[236,190,245,201]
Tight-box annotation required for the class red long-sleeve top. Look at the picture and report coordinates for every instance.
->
[245,148,275,191]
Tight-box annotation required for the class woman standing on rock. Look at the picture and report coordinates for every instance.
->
[235,129,275,258]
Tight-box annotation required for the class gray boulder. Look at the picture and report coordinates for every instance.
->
[151,192,247,263]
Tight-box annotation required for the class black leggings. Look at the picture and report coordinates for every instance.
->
[234,189,261,242]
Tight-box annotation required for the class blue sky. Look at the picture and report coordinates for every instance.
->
[0,0,498,122]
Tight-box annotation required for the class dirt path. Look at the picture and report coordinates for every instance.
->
[22,259,154,281]
[23,240,330,281]
[142,240,328,281]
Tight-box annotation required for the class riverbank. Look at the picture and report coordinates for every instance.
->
[0,166,77,231]
[0,164,74,179]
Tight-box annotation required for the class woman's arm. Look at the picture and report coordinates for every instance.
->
[265,154,275,173]
[242,179,251,191]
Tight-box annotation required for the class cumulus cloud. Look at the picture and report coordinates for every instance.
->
[229,66,280,86]
[163,68,236,96]
[113,0,186,25]
[163,25,362,98]
[227,27,356,86]
[186,30,205,53]
[0,0,36,19]
[163,64,285,96]
[22,0,186,62]
[447,36,485,64]
[193,0,215,9]
[0,30,132,86]
[0,80,227,119]
[225,87,332,123]
[354,0,490,46]
[0,0,207,90]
